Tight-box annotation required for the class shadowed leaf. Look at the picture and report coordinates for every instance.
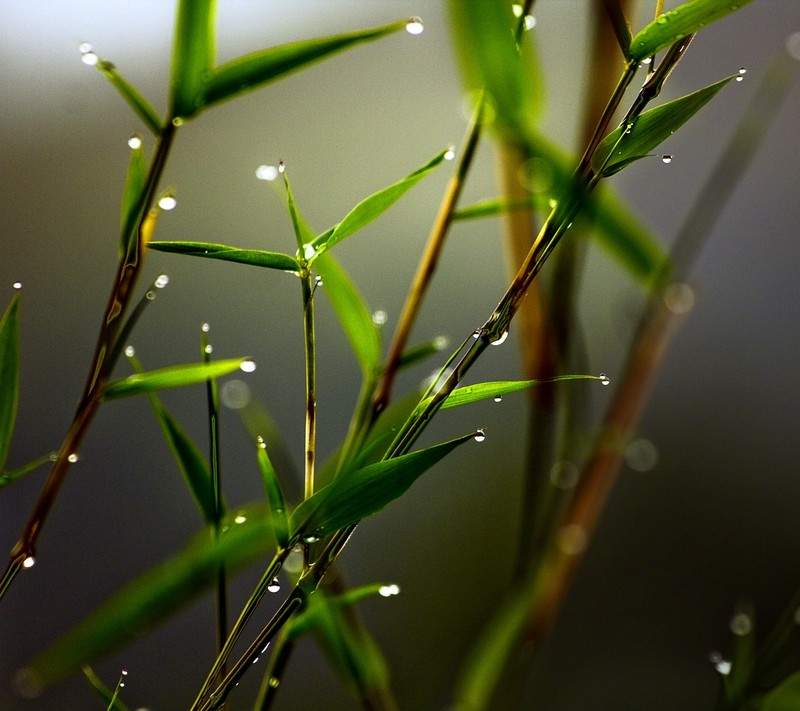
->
[148,241,299,273]
[0,295,20,472]
[103,359,250,399]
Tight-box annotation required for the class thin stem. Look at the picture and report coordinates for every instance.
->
[254,630,295,710]
[301,272,317,501]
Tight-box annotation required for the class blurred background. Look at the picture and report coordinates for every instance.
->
[1,1,799,709]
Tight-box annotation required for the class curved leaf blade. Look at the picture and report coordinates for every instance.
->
[21,506,275,689]
[148,241,299,273]
[0,295,20,472]
[309,148,449,258]
[119,139,147,259]
[255,438,289,549]
[170,0,216,118]
[592,75,736,177]
[103,359,250,400]
[290,433,473,539]
[630,0,756,62]
[202,20,407,111]
[96,60,161,135]
[762,670,800,711]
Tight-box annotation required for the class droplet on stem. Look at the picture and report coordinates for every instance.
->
[490,330,509,346]
[67,453,79,463]
[267,577,281,593]
[405,17,424,35]
[201,323,210,333]
[204,344,213,354]
[523,15,536,30]
[78,42,93,54]
[22,556,36,569]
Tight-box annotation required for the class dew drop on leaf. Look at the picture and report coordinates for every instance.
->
[158,195,177,211]
[474,429,486,443]
[405,17,424,35]
[124,345,135,358]
[599,373,610,386]
[240,359,257,373]
[661,154,673,164]
[379,584,400,597]
[493,395,502,403]
[201,323,210,333]
[729,612,752,636]
[81,51,99,66]
[22,556,36,569]
[12,281,22,290]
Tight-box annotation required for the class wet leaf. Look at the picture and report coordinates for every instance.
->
[434,375,602,410]
[255,437,289,549]
[103,359,250,399]
[96,60,161,135]
[148,241,300,273]
[0,295,20,473]
[119,139,147,259]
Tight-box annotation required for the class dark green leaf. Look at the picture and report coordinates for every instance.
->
[103,359,251,399]
[0,295,20,473]
[148,241,300,273]
[762,670,800,711]
[0,452,53,489]
[314,252,380,375]
[397,336,450,371]
[308,149,449,258]
[96,61,161,135]
[255,438,289,549]
[291,433,473,539]
[119,139,147,259]
[202,20,407,111]
[630,0,756,62]
[170,0,216,119]
[592,75,737,176]
[23,505,275,688]
[282,170,316,253]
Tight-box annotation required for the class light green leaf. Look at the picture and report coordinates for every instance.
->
[255,438,289,549]
[148,241,299,274]
[453,196,553,221]
[630,0,756,62]
[282,170,316,253]
[309,149,449,259]
[762,670,800,711]
[170,0,216,119]
[96,61,161,135]
[202,20,407,111]
[291,433,473,539]
[314,252,380,375]
[119,139,147,259]
[433,375,602,411]
[0,295,20,473]
[103,359,250,400]
[23,505,275,688]
[592,75,736,176]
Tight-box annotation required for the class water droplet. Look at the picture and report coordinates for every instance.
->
[158,195,177,211]
[127,134,142,150]
[303,534,319,543]
[303,244,315,260]
[729,612,752,636]
[548,198,558,209]
[204,344,213,354]
[490,330,508,346]
[22,555,36,569]
[267,577,281,593]
[472,328,482,339]
[257,436,267,449]
[405,17,424,35]
[625,438,659,472]
[599,373,610,386]
[124,345,135,358]
[240,359,257,373]
[523,15,536,30]
[221,379,251,409]
[121,668,128,676]
[738,67,747,75]
[372,309,388,325]
[154,274,169,288]
[433,335,449,350]
[256,164,279,181]
[278,160,286,174]
[557,524,587,555]
[640,57,652,66]
[314,275,323,287]
[550,461,579,490]
[663,282,695,314]
[661,154,673,164]
[283,544,305,573]
[735,74,744,82]
[201,322,210,332]
[511,3,523,16]
[786,32,800,61]
[378,584,400,597]
[78,42,93,54]
[493,395,502,403]
[444,146,456,161]
[145,290,156,300]
[172,117,184,127]
[474,429,486,443]
[234,514,247,524]
[81,51,99,66]
[656,16,668,25]
[67,453,79,463]
[709,652,732,675]
[12,282,22,290]
[49,453,58,462]
[268,677,280,689]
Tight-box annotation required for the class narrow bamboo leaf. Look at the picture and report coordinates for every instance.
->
[453,196,553,221]
[629,0,755,62]
[81,666,131,711]
[202,20,407,111]
[435,375,602,411]
[148,241,300,273]
[592,75,736,176]
[290,433,473,539]
[96,61,161,135]
[396,337,450,371]
[170,0,216,119]
[0,452,53,489]
[762,670,800,711]
[23,505,275,688]
[282,170,316,253]
[119,139,147,259]
[255,438,289,549]
[103,359,250,400]
[314,252,380,376]
[0,295,20,473]
[309,149,449,258]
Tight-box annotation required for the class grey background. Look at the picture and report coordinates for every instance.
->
[1,1,799,709]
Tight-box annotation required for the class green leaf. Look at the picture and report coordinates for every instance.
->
[290,433,473,539]
[81,666,131,711]
[396,336,450,371]
[202,20,407,111]
[592,75,737,176]
[762,670,800,711]
[314,252,380,375]
[0,295,20,473]
[96,61,161,135]
[148,241,300,273]
[170,0,216,119]
[22,504,275,688]
[630,0,756,62]
[119,138,147,259]
[433,375,602,411]
[308,148,449,259]
[0,452,53,489]
[453,196,553,221]
[282,170,317,253]
[255,437,289,549]
[103,359,251,400]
